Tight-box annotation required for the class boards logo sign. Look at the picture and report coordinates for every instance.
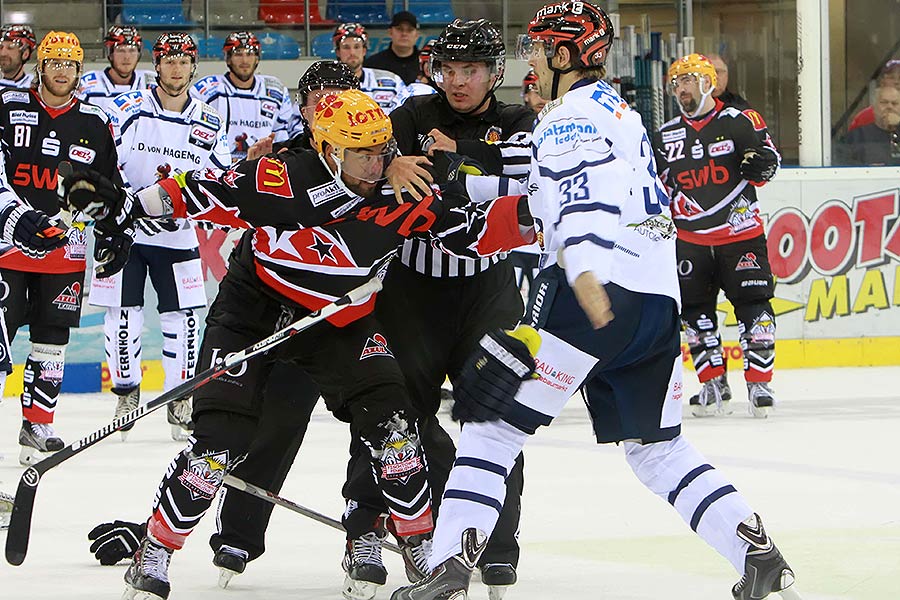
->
[360,333,393,360]
[255,157,293,198]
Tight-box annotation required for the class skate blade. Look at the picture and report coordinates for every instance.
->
[488,584,511,600]
[342,575,381,600]
[122,585,166,600]
[779,584,803,599]
[749,404,771,419]
[18,445,46,466]
[691,404,714,418]
[716,400,734,415]
[218,567,238,589]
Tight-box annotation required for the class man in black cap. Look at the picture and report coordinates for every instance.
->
[364,10,421,84]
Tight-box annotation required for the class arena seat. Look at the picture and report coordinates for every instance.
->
[325,0,389,24]
[258,0,331,24]
[258,32,300,59]
[121,0,192,26]
[311,32,336,58]
[406,0,454,24]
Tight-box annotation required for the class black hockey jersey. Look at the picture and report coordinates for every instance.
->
[653,98,780,246]
[0,88,123,272]
[147,149,529,326]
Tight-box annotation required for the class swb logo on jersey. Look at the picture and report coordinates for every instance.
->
[360,333,393,360]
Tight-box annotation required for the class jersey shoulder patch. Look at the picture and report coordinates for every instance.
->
[537,96,564,121]
[111,90,144,114]
[195,102,223,129]
[1,89,30,104]
[261,75,288,100]
[80,71,101,88]
[192,75,223,99]
[78,101,109,122]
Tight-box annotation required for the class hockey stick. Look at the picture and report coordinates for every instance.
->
[223,475,401,554]
[5,273,385,566]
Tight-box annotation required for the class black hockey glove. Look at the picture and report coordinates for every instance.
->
[452,326,541,423]
[93,224,135,279]
[88,519,146,565]
[0,203,68,258]
[740,148,778,184]
[57,162,135,234]
[430,151,486,186]
[134,218,181,236]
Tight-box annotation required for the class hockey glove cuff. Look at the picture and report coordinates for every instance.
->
[0,203,68,258]
[93,224,135,279]
[452,325,542,423]
[88,519,146,566]
[740,148,778,184]
[57,162,137,234]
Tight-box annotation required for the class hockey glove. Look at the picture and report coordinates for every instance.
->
[93,224,135,279]
[134,218,181,236]
[452,325,542,423]
[430,151,486,186]
[740,148,778,184]
[57,162,136,234]
[0,203,68,258]
[88,519,146,565]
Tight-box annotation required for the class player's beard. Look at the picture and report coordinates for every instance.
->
[159,78,191,97]
[42,77,78,99]
[679,95,698,114]
[228,64,255,83]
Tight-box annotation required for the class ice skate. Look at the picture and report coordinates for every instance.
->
[166,398,193,442]
[0,490,13,530]
[342,530,388,600]
[213,544,248,589]
[114,387,140,441]
[399,532,433,583]
[732,513,801,600]
[390,528,487,600]
[747,382,775,419]
[122,535,174,600]
[480,563,517,600]
[18,420,64,466]
[690,374,732,417]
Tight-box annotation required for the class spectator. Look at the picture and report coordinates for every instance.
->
[333,22,404,111]
[707,53,750,110]
[364,11,421,84]
[521,70,547,113]
[848,59,900,132]
[838,85,900,165]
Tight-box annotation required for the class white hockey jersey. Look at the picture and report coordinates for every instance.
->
[106,88,231,248]
[190,73,294,162]
[468,79,680,304]
[78,68,156,113]
[389,81,437,112]
[359,67,404,112]
[0,72,33,89]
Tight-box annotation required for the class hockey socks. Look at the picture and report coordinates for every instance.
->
[21,344,66,423]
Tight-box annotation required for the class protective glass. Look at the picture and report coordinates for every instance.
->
[515,35,550,62]
[667,73,699,96]
[44,59,78,71]
[338,139,398,183]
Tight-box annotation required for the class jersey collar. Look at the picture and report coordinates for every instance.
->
[681,98,723,132]
[31,88,77,119]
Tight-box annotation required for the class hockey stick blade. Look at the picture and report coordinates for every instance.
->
[4,274,383,566]
[223,475,401,554]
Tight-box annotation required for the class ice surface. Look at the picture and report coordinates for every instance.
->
[1,367,898,599]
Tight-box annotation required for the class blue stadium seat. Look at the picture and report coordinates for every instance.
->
[197,36,226,59]
[258,32,300,60]
[311,32,336,58]
[406,0,455,24]
[121,0,191,26]
[326,0,389,24]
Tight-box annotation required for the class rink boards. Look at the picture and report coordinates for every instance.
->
[4,166,900,395]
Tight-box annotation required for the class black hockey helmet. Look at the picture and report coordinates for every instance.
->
[296,60,360,128]
[104,25,142,55]
[0,24,36,60]
[430,19,505,85]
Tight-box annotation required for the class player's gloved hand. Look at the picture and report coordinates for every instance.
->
[740,147,778,184]
[0,203,68,258]
[452,325,542,423]
[88,519,146,565]
[57,162,135,234]
[93,224,134,279]
[431,151,486,186]
[134,218,181,236]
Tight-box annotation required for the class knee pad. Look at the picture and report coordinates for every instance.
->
[105,307,144,390]
[623,436,705,496]
[160,309,201,391]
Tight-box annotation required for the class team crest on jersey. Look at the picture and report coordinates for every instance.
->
[749,311,776,342]
[178,450,229,501]
[307,180,344,207]
[64,228,87,261]
[376,429,422,483]
[255,157,293,198]
[113,92,142,111]
[736,252,761,271]
[68,145,96,164]
[360,333,393,360]
[727,196,756,232]
[53,282,80,311]
[484,126,502,143]
[9,110,38,125]
[2,90,29,104]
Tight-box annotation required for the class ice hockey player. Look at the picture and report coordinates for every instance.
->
[0,24,36,88]
[78,26,155,112]
[190,31,294,162]
[0,31,123,465]
[333,22,405,112]
[653,53,781,418]
[89,32,230,442]
[60,88,534,600]
[391,4,799,600]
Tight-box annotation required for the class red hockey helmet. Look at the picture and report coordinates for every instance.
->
[517,2,614,70]
[104,25,142,54]
[223,31,260,56]
[152,32,198,66]
[333,23,368,49]
[0,24,37,58]
[418,42,433,78]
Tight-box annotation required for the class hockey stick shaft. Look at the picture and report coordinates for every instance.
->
[223,475,401,554]
[5,274,384,566]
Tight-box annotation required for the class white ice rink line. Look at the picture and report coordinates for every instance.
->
[1,366,898,599]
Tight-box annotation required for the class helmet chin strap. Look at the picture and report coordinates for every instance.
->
[679,78,715,119]
[546,53,578,100]
[318,151,359,199]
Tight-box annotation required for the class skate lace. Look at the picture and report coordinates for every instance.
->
[350,531,385,568]
[115,394,139,418]
[168,400,192,424]
[748,382,773,400]
[406,536,433,577]
[29,422,57,441]
[698,380,723,409]
[140,542,172,583]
